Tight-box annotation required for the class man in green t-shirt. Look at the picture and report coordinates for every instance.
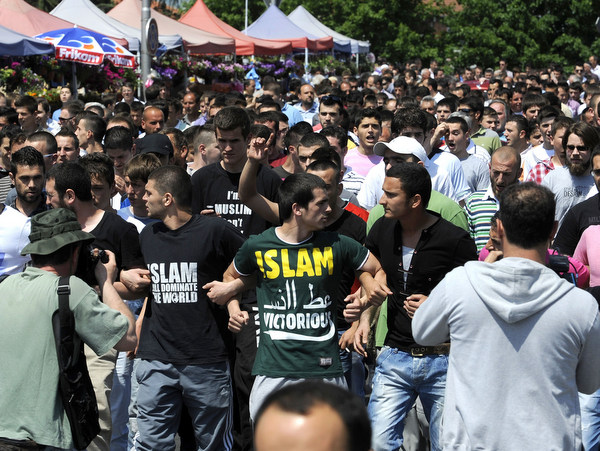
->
[213,172,389,422]
[0,208,136,449]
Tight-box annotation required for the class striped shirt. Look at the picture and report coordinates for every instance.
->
[464,187,499,252]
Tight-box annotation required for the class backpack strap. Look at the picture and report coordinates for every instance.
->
[57,276,74,357]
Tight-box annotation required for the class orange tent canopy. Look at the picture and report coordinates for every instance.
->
[107,0,234,54]
[0,0,129,47]
[179,0,292,56]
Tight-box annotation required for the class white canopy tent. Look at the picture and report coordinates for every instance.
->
[288,5,369,54]
[51,0,183,52]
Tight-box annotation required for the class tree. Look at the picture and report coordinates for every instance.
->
[279,0,448,64]
[203,0,267,31]
[440,0,600,69]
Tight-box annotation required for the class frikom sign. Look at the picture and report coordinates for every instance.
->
[57,47,103,65]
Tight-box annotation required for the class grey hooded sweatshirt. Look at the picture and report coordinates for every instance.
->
[413,257,600,451]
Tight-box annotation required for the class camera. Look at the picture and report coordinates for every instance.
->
[547,254,577,286]
[76,245,109,286]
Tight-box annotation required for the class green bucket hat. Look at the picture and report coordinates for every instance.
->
[21,208,95,256]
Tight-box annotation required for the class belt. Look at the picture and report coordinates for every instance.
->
[397,344,450,357]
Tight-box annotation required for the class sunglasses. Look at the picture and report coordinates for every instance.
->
[566,145,589,152]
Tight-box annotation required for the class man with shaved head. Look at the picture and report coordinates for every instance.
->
[141,106,164,135]
[464,146,522,251]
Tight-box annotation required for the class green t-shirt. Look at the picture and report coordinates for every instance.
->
[0,267,128,449]
[234,227,369,378]
[367,190,468,347]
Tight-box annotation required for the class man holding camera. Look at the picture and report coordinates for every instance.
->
[0,208,137,449]
[45,162,149,451]
[413,182,600,450]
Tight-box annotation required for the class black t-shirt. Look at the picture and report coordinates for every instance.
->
[137,214,246,364]
[75,211,145,285]
[191,162,281,237]
[554,194,600,256]
[90,211,145,270]
[324,210,366,329]
[273,165,291,180]
[366,213,477,348]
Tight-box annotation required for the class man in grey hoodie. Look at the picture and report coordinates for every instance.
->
[413,182,600,450]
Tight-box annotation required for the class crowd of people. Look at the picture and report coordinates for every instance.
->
[1,54,600,451]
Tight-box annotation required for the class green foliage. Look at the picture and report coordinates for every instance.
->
[24,0,600,71]
[440,0,599,69]
[202,0,266,31]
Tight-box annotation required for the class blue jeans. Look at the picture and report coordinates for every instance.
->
[581,389,600,451]
[135,359,233,451]
[368,346,447,451]
[338,328,366,399]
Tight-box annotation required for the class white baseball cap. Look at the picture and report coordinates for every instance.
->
[373,136,429,163]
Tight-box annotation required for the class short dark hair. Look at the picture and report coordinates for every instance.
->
[55,129,79,150]
[125,153,162,183]
[278,173,326,222]
[214,106,251,139]
[321,125,348,148]
[79,114,107,143]
[309,146,342,170]
[130,101,144,114]
[79,153,114,187]
[499,182,555,248]
[161,127,187,153]
[107,115,137,139]
[445,116,469,134]
[27,131,57,156]
[14,95,37,114]
[47,162,93,202]
[10,146,44,175]
[254,381,371,451]
[385,162,431,207]
[62,100,84,118]
[550,116,574,137]
[284,122,313,150]
[353,107,381,128]
[537,105,561,125]
[113,102,131,116]
[459,95,484,119]
[392,106,427,135]
[0,123,23,143]
[307,157,342,183]
[104,126,133,151]
[37,98,51,114]
[0,107,18,126]
[522,93,548,113]
[319,95,343,113]
[299,132,329,149]
[506,115,529,135]
[148,165,192,209]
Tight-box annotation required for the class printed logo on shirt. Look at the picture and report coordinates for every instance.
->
[148,262,198,304]
[262,279,336,342]
[214,190,252,230]
[254,247,333,279]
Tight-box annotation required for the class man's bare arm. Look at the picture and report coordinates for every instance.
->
[116,267,151,300]
[203,261,257,305]
[95,251,137,352]
[357,253,392,307]
[238,136,280,225]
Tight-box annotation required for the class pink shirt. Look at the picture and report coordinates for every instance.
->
[344,147,382,177]
[574,224,600,287]
[479,247,590,288]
